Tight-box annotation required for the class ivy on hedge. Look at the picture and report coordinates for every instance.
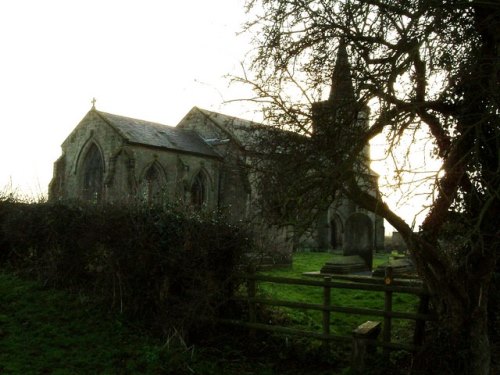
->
[0,199,251,335]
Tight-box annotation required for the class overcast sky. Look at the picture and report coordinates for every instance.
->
[0,0,435,230]
[0,0,259,196]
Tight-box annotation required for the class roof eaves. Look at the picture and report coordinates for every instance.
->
[126,140,223,160]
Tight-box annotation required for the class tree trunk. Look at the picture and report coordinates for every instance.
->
[412,300,490,375]
[411,256,492,375]
[469,305,490,375]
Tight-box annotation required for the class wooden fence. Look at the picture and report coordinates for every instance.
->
[218,268,435,353]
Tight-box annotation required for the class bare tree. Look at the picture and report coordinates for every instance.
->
[239,1,500,374]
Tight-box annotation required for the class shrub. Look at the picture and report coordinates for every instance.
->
[0,199,251,336]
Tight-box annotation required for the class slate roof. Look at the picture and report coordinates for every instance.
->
[195,107,260,130]
[187,107,264,149]
[95,110,220,158]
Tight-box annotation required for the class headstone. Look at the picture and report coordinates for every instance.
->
[391,231,407,253]
[343,213,373,270]
[320,213,373,274]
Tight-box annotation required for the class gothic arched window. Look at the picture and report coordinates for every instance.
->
[190,172,207,209]
[82,143,104,202]
[141,163,165,203]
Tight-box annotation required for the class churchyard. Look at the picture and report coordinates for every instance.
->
[0,195,427,374]
[0,250,422,374]
[257,252,420,338]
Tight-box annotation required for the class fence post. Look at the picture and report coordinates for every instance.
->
[247,267,257,339]
[351,321,382,373]
[383,266,393,358]
[322,276,331,351]
[413,283,430,347]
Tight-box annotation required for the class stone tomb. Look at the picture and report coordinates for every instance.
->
[372,256,417,278]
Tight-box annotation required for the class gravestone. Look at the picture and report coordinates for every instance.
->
[321,213,373,274]
[391,231,408,254]
[343,213,373,270]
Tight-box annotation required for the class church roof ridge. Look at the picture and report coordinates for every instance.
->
[95,109,174,128]
[94,110,220,159]
[194,107,262,129]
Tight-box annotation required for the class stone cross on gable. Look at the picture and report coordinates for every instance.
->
[91,97,97,109]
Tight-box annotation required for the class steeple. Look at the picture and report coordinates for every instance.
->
[311,38,366,137]
[328,39,355,103]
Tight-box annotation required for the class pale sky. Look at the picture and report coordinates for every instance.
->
[0,0,435,230]
[0,0,258,196]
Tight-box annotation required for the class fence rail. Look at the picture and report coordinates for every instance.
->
[221,268,436,353]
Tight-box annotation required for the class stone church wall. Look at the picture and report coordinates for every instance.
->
[53,110,123,200]
[50,111,221,209]
[50,106,383,259]
[177,110,251,222]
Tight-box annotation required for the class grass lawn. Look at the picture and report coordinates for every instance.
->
[0,272,172,374]
[0,252,420,374]
[0,270,340,375]
[257,252,420,341]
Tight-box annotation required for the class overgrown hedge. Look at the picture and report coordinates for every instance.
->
[0,199,251,335]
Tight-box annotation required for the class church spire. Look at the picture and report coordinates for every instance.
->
[328,39,355,103]
[310,38,363,136]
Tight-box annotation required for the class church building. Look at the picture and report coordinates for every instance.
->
[49,43,384,256]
